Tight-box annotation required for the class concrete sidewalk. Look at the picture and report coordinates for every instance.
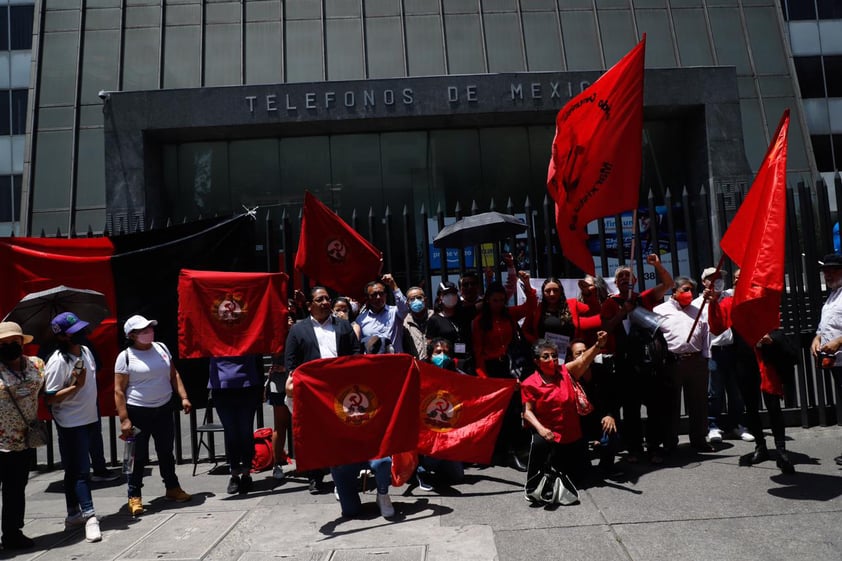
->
[7,425,842,561]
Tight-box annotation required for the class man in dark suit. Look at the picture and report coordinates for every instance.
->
[285,286,360,493]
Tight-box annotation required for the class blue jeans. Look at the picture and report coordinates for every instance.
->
[56,422,97,516]
[708,345,744,430]
[418,457,464,484]
[330,457,392,517]
[126,404,180,498]
[212,387,260,475]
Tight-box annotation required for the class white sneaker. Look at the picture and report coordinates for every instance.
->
[64,512,85,530]
[272,464,285,480]
[376,492,394,518]
[707,428,723,443]
[85,516,102,543]
[334,486,340,501]
[736,426,755,442]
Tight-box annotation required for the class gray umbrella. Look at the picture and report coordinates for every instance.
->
[433,211,527,249]
[3,285,110,341]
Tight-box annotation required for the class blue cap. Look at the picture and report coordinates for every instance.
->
[50,312,89,335]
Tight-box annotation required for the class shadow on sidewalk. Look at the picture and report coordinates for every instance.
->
[318,498,453,539]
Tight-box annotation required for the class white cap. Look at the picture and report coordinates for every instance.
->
[123,314,158,336]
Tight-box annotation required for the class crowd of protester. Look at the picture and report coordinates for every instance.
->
[2,251,839,547]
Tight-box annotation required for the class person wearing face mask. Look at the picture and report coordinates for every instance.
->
[333,297,362,340]
[0,322,45,550]
[522,332,607,500]
[425,281,474,371]
[653,277,711,455]
[576,275,609,347]
[401,287,433,360]
[43,312,103,542]
[114,315,193,517]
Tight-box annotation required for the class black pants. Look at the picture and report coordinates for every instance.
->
[525,433,586,494]
[737,358,785,445]
[0,449,33,539]
[213,386,260,475]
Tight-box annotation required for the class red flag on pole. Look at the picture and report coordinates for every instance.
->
[292,354,419,472]
[177,269,289,358]
[547,36,646,275]
[720,110,790,346]
[294,192,383,297]
[417,361,516,464]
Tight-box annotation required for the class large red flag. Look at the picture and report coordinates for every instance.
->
[292,354,419,472]
[295,192,382,297]
[177,269,288,358]
[548,36,646,275]
[417,361,516,464]
[720,110,790,346]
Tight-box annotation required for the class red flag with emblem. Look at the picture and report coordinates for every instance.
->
[292,354,419,472]
[547,36,646,275]
[720,110,789,346]
[295,192,383,297]
[177,269,288,358]
[417,361,516,463]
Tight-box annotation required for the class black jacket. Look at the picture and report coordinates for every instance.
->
[284,315,361,373]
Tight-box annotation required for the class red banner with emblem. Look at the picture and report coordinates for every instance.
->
[417,361,516,464]
[177,269,288,358]
[292,354,419,472]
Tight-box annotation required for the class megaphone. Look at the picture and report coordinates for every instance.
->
[629,307,667,335]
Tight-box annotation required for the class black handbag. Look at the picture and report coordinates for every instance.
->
[506,321,535,381]
[526,454,579,506]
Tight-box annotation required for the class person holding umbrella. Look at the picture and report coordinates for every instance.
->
[0,322,45,550]
[43,312,102,542]
[114,315,192,516]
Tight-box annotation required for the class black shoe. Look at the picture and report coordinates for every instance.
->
[776,451,796,475]
[239,474,253,494]
[308,479,321,494]
[2,532,34,550]
[739,445,770,466]
[226,476,240,494]
[509,454,527,472]
[834,454,842,466]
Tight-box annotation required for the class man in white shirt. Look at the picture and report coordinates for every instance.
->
[356,274,408,353]
[654,277,711,454]
[810,253,842,466]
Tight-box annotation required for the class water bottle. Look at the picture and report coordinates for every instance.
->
[122,427,141,475]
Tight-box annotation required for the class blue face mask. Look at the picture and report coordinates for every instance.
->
[409,299,425,313]
[431,353,451,368]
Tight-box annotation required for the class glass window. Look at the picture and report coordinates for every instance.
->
[820,23,842,65]
[80,29,120,105]
[528,125,554,187]
[833,135,842,172]
[793,57,824,98]
[788,21,821,56]
[560,10,601,70]
[443,0,478,14]
[672,9,713,66]
[817,0,842,19]
[0,137,11,175]
[205,24,242,86]
[75,128,106,207]
[404,0,439,15]
[86,8,121,30]
[285,19,324,82]
[521,0,555,10]
[0,175,22,222]
[75,209,107,232]
[364,0,401,17]
[830,99,842,135]
[31,211,71,235]
[595,0,629,7]
[825,56,842,98]
[11,89,26,135]
[165,4,201,25]
[366,16,405,78]
[123,27,160,91]
[669,0,702,6]
[245,22,283,85]
[483,0,517,11]
[557,0,593,8]
[245,1,280,22]
[743,7,787,75]
[11,136,22,174]
[405,15,445,76]
[757,76,795,98]
[163,25,200,88]
[326,18,364,80]
[484,13,524,72]
[229,139,281,206]
[429,129,481,210]
[37,106,74,129]
[38,31,80,106]
[812,134,834,172]
[279,136,330,203]
[635,10,676,68]
[802,98,830,135]
[32,130,73,210]
[206,2,241,24]
[708,8,751,75]
[739,97,767,169]
[764,97,808,171]
[784,0,816,20]
[330,134,383,216]
[522,12,563,71]
[10,52,29,89]
[10,5,33,50]
[597,10,636,66]
[285,0,321,20]
[326,0,360,17]
[125,6,161,27]
[479,127,533,206]
[0,91,9,135]
[379,131,427,213]
[635,0,666,7]
[444,14,485,74]
[0,8,8,51]
[176,142,231,216]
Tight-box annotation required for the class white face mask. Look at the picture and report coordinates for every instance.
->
[442,294,458,308]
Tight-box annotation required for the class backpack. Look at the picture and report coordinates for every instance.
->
[251,427,274,473]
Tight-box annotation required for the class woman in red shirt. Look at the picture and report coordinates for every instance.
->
[522,331,607,500]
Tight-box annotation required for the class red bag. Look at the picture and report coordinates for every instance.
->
[251,427,274,473]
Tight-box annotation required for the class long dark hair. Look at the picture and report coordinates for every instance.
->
[478,282,509,332]
[539,277,572,326]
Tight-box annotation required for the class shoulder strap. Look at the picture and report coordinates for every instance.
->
[0,369,33,424]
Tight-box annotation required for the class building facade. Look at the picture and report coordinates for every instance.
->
[22,0,816,252]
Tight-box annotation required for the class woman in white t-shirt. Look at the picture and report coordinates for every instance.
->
[114,315,192,517]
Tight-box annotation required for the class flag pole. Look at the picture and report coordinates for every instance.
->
[628,209,638,300]
[685,254,726,343]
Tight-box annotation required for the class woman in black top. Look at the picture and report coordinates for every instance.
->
[425,281,474,373]
[523,278,576,362]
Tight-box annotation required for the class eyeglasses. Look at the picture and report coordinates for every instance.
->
[539,353,559,360]
[313,296,331,303]
[369,291,386,297]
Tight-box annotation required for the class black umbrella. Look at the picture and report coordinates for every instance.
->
[433,211,527,249]
[3,285,110,341]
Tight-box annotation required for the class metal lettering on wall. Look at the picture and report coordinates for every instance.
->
[244,80,592,115]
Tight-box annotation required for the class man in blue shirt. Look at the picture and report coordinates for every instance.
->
[356,274,409,354]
